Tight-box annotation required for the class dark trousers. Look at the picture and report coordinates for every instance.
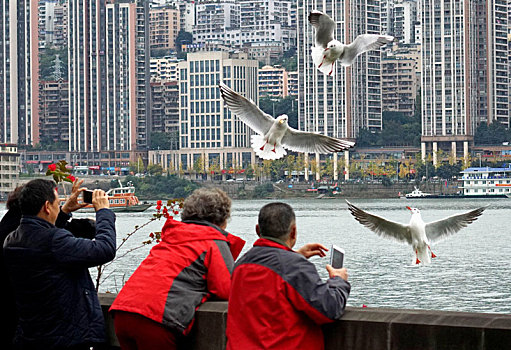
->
[114,311,179,350]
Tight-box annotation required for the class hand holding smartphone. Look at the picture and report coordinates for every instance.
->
[82,190,94,204]
[329,245,345,269]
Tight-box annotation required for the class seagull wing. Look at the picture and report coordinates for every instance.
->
[343,34,394,64]
[219,82,275,135]
[308,10,335,48]
[281,127,355,154]
[425,206,487,242]
[346,200,412,244]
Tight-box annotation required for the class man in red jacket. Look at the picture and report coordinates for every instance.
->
[227,202,350,350]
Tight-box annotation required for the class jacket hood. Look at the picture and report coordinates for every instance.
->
[160,218,245,260]
[161,218,227,243]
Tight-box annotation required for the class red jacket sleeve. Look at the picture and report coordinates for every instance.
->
[205,240,235,300]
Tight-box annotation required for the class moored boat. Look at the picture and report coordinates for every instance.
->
[60,182,152,212]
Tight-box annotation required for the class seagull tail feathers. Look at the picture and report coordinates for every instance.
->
[311,46,334,76]
[252,134,287,160]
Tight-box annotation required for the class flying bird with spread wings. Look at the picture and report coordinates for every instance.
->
[309,10,394,76]
[219,82,355,160]
[346,201,487,265]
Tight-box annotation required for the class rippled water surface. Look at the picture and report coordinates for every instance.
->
[4,197,510,314]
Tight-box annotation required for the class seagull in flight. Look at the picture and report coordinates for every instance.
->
[346,201,487,265]
[309,10,394,76]
[219,82,355,160]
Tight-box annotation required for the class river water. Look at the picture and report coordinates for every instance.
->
[4,197,510,314]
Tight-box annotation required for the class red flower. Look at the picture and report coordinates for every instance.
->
[149,232,154,238]
[156,205,161,211]
[362,304,367,308]
[173,210,179,215]
[48,164,57,172]
[67,175,76,182]
[162,207,168,214]
[156,200,162,206]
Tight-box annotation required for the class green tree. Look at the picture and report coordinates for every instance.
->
[175,30,193,52]
[129,157,145,174]
[147,163,164,176]
[259,96,298,129]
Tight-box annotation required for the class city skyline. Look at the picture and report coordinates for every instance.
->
[1,0,511,172]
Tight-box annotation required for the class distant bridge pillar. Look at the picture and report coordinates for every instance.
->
[421,142,426,161]
[344,151,350,181]
[432,142,438,167]
[304,154,309,181]
[333,153,338,181]
[451,141,457,163]
[463,141,469,166]
[315,153,320,181]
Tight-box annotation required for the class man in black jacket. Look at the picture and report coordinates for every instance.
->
[3,179,116,350]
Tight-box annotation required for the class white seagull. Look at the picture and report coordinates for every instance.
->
[219,82,355,160]
[309,10,394,76]
[346,201,487,265]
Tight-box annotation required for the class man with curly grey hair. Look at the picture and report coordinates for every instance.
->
[110,187,245,350]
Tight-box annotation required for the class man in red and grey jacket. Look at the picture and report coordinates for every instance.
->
[227,202,351,350]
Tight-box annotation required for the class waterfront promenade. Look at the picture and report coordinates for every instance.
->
[100,294,511,350]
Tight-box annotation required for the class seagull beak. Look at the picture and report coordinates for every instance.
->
[406,206,412,211]
[279,119,285,124]
[324,48,329,51]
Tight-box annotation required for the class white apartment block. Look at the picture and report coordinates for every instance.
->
[240,0,296,51]
[420,0,509,164]
[0,144,20,199]
[149,51,258,173]
[150,56,180,81]
[394,0,418,44]
[38,0,68,49]
[193,1,240,47]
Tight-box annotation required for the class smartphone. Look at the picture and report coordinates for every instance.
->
[83,190,94,204]
[330,245,345,269]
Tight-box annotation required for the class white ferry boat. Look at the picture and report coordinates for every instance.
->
[404,187,432,198]
[460,166,511,198]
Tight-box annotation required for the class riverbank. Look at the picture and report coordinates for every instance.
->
[17,175,460,200]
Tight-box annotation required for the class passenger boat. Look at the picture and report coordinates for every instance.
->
[60,182,152,212]
[459,166,511,198]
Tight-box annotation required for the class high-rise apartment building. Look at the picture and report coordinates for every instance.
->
[68,0,150,157]
[420,0,509,163]
[298,0,383,138]
[193,1,240,47]
[39,80,69,145]
[153,51,257,173]
[150,80,179,150]
[0,0,39,146]
[39,0,68,49]
[258,65,289,99]
[394,0,418,44]
[240,0,296,51]
[381,57,417,116]
[149,6,180,52]
[298,0,384,179]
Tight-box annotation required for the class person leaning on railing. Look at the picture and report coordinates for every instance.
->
[109,187,245,350]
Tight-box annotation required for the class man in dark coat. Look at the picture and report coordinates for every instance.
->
[0,182,97,350]
[3,179,116,350]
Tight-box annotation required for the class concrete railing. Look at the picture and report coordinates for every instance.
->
[100,294,511,350]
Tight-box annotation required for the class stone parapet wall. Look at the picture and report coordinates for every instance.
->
[99,294,511,349]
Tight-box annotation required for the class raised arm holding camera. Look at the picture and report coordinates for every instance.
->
[3,179,116,350]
